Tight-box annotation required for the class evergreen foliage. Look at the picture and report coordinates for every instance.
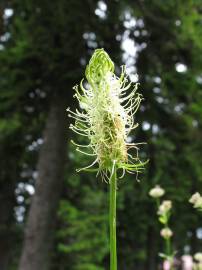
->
[0,1,202,269]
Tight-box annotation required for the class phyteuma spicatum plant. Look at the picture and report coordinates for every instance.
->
[67,48,147,270]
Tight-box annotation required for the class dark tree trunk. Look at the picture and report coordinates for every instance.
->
[145,226,158,270]
[0,8,16,270]
[0,130,22,269]
[190,228,197,255]
[0,182,16,270]
[19,95,67,270]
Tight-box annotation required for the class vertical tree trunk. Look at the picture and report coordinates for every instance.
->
[145,226,158,270]
[0,182,16,270]
[190,228,197,255]
[19,95,67,270]
[0,131,22,269]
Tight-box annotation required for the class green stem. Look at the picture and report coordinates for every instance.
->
[165,231,174,270]
[109,162,117,270]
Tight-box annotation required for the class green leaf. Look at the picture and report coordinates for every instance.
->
[159,216,167,224]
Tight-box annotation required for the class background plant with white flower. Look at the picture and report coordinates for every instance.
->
[149,186,175,269]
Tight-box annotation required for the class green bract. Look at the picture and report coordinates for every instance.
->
[67,48,146,181]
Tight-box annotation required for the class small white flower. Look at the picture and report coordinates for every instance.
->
[149,185,165,198]
[194,197,202,209]
[189,193,202,209]
[189,192,201,204]
[158,200,172,215]
[194,253,202,262]
[160,228,173,239]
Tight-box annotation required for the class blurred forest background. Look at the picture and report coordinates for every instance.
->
[0,0,202,270]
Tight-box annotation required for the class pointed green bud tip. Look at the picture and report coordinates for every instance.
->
[85,48,115,85]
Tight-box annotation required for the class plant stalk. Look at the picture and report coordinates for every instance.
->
[110,163,117,270]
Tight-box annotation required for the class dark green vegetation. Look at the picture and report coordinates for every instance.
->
[0,1,202,270]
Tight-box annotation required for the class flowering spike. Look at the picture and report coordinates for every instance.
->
[68,48,146,180]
